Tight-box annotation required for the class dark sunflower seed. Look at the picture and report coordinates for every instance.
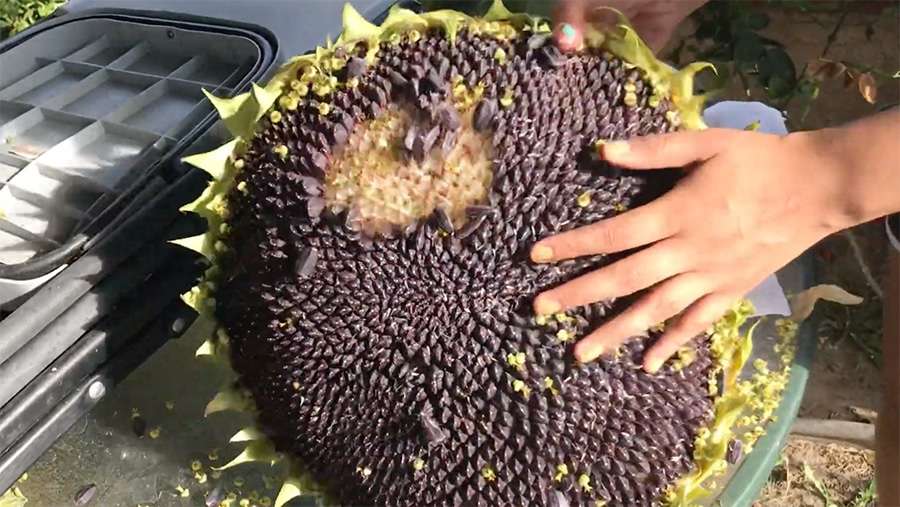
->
[539,45,564,68]
[473,99,497,132]
[434,207,453,232]
[726,439,743,464]
[131,415,147,437]
[294,247,318,277]
[346,56,367,78]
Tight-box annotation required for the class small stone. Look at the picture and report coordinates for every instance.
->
[74,484,97,506]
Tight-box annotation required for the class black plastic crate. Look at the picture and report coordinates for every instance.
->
[0,0,423,492]
[0,7,279,490]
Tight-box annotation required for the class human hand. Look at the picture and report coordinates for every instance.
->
[553,0,708,53]
[530,128,859,372]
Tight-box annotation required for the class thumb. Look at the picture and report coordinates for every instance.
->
[553,0,586,52]
[598,130,728,170]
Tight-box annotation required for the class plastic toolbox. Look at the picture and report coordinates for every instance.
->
[0,15,265,304]
[0,10,277,490]
[0,0,407,491]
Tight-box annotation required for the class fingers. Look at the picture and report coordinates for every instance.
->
[553,0,586,51]
[642,292,738,372]
[572,273,709,363]
[534,239,685,315]
[600,130,727,170]
[531,196,677,263]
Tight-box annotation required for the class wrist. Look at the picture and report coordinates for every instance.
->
[785,129,862,233]
[822,111,900,227]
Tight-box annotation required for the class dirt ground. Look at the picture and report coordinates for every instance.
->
[756,440,876,507]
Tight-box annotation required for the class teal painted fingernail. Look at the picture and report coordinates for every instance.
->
[559,23,576,42]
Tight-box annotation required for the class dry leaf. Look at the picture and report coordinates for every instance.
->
[857,72,877,104]
[789,284,863,322]
[807,58,847,81]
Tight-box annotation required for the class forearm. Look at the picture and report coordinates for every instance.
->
[811,109,900,228]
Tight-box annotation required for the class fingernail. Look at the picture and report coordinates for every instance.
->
[576,343,603,363]
[644,357,663,374]
[601,141,629,159]
[531,244,554,263]
[556,23,577,44]
[535,296,561,316]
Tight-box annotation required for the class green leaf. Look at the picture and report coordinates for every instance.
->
[848,479,877,507]
[746,12,770,30]
[666,39,686,67]
[734,31,764,65]
[695,19,718,40]
[803,463,838,507]
[712,24,732,45]
[756,35,787,49]
[766,75,792,99]
[759,47,796,87]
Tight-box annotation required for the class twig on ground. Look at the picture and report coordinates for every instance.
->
[842,229,884,300]
[848,405,878,424]
[821,3,850,57]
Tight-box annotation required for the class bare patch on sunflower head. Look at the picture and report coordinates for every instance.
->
[325,105,493,236]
